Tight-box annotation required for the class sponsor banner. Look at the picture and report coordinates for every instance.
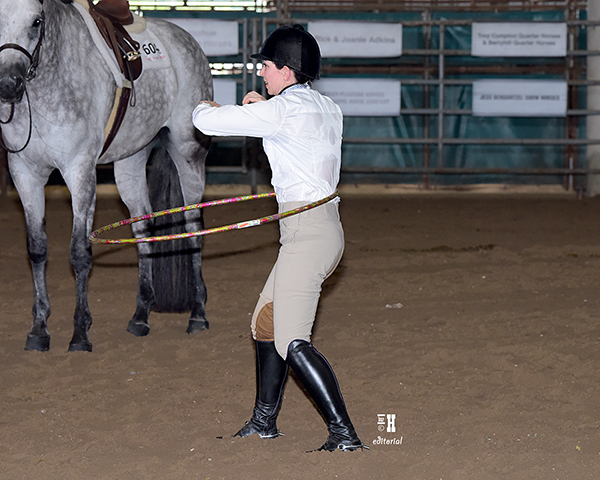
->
[472,22,567,57]
[164,19,239,56]
[308,21,402,58]
[213,78,238,106]
[472,79,568,117]
[313,78,401,117]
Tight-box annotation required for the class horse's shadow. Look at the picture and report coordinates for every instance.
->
[92,240,279,268]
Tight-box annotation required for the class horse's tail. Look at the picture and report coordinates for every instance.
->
[146,146,195,312]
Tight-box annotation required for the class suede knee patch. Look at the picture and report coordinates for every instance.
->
[254,302,274,341]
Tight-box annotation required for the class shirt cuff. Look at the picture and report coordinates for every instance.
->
[192,103,214,130]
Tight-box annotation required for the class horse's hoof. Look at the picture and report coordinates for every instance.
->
[24,334,50,352]
[187,319,209,334]
[127,320,150,337]
[68,341,93,353]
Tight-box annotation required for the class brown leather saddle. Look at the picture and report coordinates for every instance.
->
[85,0,142,156]
[87,0,142,81]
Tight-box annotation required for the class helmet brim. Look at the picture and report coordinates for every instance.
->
[250,52,270,61]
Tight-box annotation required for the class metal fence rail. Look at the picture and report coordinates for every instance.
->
[268,0,587,15]
[249,13,598,192]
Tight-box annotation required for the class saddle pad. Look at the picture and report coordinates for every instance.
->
[130,28,171,72]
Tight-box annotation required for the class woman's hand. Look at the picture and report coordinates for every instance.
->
[243,91,267,105]
[200,100,221,108]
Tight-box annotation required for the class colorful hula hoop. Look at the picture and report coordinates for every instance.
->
[89,191,339,245]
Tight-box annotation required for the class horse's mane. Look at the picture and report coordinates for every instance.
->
[60,0,74,4]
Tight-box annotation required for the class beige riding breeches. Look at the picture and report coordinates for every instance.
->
[251,200,344,359]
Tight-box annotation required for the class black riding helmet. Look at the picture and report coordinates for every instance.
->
[251,24,321,80]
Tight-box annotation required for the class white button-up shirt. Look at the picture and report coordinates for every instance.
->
[192,84,342,204]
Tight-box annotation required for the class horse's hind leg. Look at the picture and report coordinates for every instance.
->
[164,134,209,334]
[113,149,155,337]
[183,207,209,334]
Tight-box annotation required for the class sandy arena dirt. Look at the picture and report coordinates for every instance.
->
[1,186,600,479]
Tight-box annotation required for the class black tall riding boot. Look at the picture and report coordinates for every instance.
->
[234,340,288,439]
[285,339,367,452]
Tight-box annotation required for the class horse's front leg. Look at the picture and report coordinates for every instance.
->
[8,160,52,351]
[113,151,155,337]
[26,216,52,351]
[63,164,97,352]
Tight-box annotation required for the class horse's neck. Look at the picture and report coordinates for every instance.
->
[42,0,79,66]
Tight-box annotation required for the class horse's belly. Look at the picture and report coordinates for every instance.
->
[100,71,179,161]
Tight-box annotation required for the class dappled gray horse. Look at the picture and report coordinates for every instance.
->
[0,0,213,351]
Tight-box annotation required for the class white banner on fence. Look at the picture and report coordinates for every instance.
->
[472,79,567,117]
[164,19,239,56]
[308,21,402,58]
[313,78,401,116]
[213,78,237,106]
[471,22,567,57]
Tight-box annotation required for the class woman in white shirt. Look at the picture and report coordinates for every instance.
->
[192,25,365,452]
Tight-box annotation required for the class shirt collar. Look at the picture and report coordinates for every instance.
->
[280,83,310,96]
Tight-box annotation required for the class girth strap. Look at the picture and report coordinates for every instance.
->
[101,84,131,157]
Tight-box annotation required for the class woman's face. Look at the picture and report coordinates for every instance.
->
[259,60,287,96]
